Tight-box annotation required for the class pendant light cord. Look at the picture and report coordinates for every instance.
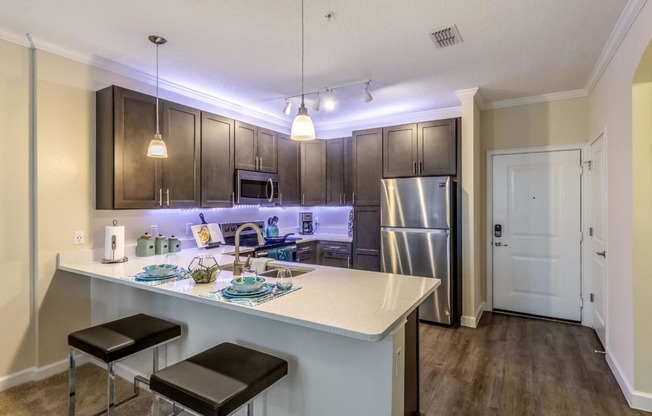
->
[301,0,305,107]
[156,43,160,136]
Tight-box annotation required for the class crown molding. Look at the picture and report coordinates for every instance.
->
[316,106,462,139]
[0,26,291,130]
[585,0,648,94]
[482,89,588,110]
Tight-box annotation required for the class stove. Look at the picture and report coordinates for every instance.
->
[219,221,300,261]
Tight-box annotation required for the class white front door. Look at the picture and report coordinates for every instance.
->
[492,150,582,321]
[589,135,607,346]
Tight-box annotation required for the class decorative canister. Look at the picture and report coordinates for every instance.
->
[136,233,155,257]
[155,234,169,255]
[188,254,221,284]
[168,235,181,253]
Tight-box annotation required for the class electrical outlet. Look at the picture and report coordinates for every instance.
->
[150,225,159,236]
[74,231,84,245]
[186,223,193,235]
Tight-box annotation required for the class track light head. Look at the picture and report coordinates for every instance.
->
[283,99,292,115]
[363,82,373,103]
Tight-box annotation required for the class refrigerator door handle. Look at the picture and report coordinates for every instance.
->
[381,226,450,234]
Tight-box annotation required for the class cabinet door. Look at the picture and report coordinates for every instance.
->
[257,128,278,173]
[352,206,380,271]
[277,134,300,206]
[300,140,327,205]
[383,124,417,178]
[352,128,382,206]
[235,121,258,171]
[344,137,353,205]
[201,112,234,207]
[326,138,345,205]
[162,101,200,208]
[111,86,162,209]
[418,119,457,176]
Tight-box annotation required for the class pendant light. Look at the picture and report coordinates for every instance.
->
[290,0,316,141]
[147,35,169,158]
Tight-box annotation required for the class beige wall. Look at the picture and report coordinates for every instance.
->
[0,40,35,376]
[588,0,652,403]
[632,62,652,393]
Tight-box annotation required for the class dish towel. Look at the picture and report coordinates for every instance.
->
[250,258,273,274]
[268,247,292,261]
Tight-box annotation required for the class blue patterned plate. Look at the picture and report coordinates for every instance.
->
[221,283,274,298]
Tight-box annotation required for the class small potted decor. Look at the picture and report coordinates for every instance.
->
[188,255,221,284]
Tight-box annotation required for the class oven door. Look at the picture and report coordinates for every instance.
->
[236,170,279,205]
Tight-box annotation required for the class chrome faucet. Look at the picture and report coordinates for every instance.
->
[232,222,265,276]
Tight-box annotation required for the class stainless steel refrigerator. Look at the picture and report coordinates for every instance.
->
[380,176,457,325]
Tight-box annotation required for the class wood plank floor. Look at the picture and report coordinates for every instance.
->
[419,312,648,416]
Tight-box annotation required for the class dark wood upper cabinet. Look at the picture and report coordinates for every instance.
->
[326,138,345,206]
[277,133,300,206]
[234,121,277,173]
[352,206,380,271]
[383,119,457,178]
[300,140,327,206]
[161,100,201,208]
[383,124,417,178]
[97,87,201,209]
[418,119,457,176]
[201,112,234,208]
[352,128,382,206]
[344,137,353,205]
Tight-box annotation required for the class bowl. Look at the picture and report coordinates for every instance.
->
[230,276,266,293]
[143,264,178,276]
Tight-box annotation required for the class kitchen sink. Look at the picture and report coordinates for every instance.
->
[218,262,314,277]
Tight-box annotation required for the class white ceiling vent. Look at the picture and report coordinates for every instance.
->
[428,25,462,49]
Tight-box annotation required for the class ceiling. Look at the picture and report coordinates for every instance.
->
[0,0,628,133]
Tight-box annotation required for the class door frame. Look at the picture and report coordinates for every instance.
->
[485,144,593,326]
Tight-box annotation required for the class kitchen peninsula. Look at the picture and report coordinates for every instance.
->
[58,246,438,416]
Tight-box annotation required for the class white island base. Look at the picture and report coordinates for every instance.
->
[92,279,406,416]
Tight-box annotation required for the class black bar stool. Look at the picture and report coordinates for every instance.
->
[150,343,288,416]
[68,313,181,416]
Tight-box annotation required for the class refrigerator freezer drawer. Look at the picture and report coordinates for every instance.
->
[380,228,451,325]
[381,177,452,229]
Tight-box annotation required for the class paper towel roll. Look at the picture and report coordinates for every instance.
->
[104,226,125,261]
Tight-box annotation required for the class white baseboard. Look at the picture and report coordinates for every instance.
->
[0,355,89,392]
[606,349,652,412]
[461,302,486,328]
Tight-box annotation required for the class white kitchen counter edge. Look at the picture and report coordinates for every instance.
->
[58,250,437,342]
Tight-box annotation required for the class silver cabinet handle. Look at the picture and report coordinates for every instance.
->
[419,161,423,176]
[166,189,170,206]
[495,242,508,247]
[256,157,259,171]
[340,193,343,205]
[302,194,305,205]
[347,256,351,269]
[596,251,606,258]
[260,157,263,170]
[231,192,235,204]
[352,192,355,205]
[159,188,163,206]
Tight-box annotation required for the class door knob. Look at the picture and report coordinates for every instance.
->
[494,242,508,247]
[596,251,606,258]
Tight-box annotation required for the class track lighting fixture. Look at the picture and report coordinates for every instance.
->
[363,81,373,103]
[283,98,292,115]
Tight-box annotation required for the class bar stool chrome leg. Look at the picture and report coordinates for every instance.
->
[68,348,76,416]
[107,362,116,415]
[247,402,254,416]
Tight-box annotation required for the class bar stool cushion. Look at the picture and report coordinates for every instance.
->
[68,314,181,363]
[150,343,288,416]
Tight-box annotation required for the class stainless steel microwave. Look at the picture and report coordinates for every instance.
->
[235,170,279,205]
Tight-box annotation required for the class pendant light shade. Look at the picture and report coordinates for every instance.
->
[291,104,316,141]
[147,35,169,158]
[290,0,315,141]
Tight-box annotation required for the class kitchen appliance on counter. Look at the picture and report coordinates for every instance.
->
[299,212,314,235]
[235,170,279,205]
[220,221,300,261]
[380,177,460,325]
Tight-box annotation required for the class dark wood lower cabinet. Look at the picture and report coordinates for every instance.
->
[352,206,381,271]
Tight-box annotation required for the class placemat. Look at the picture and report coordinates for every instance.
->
[122,268,190,286]
[199,283,302,307]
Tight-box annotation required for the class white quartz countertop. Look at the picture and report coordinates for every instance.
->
[58,246,438,342]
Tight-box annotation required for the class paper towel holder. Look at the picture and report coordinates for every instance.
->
[102,220,129,264]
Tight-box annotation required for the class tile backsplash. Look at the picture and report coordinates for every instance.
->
[92,206,352,248]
